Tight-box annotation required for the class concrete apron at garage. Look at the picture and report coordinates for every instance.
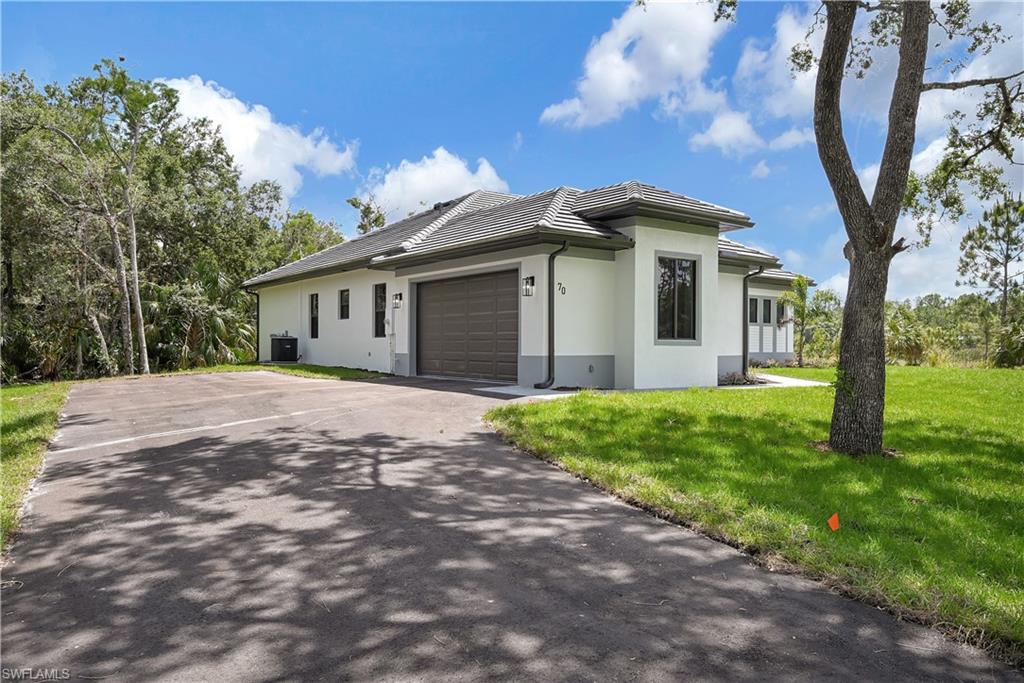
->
[2,371,1016,681]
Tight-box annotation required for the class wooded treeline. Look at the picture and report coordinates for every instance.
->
[779,286,1024,369]
[1,63,344,381]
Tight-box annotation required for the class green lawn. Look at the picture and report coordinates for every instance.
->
[1,382,69,551]
[486,366,1024,662]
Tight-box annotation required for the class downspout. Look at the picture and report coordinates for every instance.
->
[245,288,260,363]
[741,266,764,377]
[534,241,569,389]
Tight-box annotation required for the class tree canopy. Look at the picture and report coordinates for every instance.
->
[1,65,344,380]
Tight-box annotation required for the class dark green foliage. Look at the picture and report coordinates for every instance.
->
[347,195,387,235]
[993,321,1024,368]
[958,194,1024,323]
[1,66,340,380]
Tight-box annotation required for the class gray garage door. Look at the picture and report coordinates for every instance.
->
[417,270,519,382]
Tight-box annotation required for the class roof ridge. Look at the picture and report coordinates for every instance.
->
[625,180,644,201]
[399,190,514,251]
[536,187,572,229]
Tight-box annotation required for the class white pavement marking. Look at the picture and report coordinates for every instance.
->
[49,407,339,455]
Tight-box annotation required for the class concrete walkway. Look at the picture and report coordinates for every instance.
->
[720,372,831,390]
[2,372,1015,681]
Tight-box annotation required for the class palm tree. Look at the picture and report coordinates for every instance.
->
[779,275,810,367]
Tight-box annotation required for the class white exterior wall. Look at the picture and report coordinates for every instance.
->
[716,271,744,358]
[554,255,616,355]
[258,248,556,380]
[258,269,393,371]
[613,234,636,389]
[257,231,793,387]
[748,285,795,355]
[623,220,721,389]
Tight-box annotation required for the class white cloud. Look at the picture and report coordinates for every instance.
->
[734,6,820,120]
[540,0,730,128]
[750,159,772,179]
[512,131,524,152]
[858,162,880,197]
[860,135,949,197]
[818,272,849,299]
[361,147,509,221]
[734,2,1024,137]
[161,75,356,199]
[804,202,837,223]
[769,126,815,151]
[689,109,764,157]
[782,248,804,267]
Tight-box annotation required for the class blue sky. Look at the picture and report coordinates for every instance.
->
[4,1,1021,299]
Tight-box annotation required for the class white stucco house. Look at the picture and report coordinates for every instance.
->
[243,181,810,389]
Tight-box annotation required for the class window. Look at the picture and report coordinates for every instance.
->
[373,283,386,338]
[309,293,319,339]
[748,297,758,324]
[656,256,697,341]
[338,289,350,319]
[762,298,773,324]
[776,300,785,323]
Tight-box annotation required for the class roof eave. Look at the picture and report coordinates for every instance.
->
[368,228,633,271]
[242,257,374,289]
[719,254,781,268]
[576,200,754,230]
[750,272,818,287]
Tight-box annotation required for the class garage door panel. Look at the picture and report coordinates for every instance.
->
[417,270,519,382]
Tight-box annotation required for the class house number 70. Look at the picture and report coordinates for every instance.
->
[556,282,567,295]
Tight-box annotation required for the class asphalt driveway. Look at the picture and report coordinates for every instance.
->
[2,371,1016,681]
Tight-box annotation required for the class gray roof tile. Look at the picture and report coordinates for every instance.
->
[574,180,752,228]
[244,180,761,287]
[243,190,518,286]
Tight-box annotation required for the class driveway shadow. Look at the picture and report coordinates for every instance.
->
[1,374,1016,681]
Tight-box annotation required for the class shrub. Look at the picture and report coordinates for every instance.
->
[993,322,1024,367]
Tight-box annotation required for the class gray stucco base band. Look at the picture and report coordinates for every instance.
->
[717,355,742,377]
[750,351,795,363]
[519,355,615,389]
[394,353,411,377]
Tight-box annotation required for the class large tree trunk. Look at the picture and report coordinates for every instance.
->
[106,216,135,375]
[829,246,890,453]
[123,200,150,374]
[814,1,930,454]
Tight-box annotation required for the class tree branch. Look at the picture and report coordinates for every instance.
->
[922,69,1024,91]
[814,2,874,250]
[871,1,931,239]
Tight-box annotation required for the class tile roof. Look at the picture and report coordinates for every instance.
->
[574,180,753,228]
[752,268,817,286]
[717,236,781,266]
[243,190,518,286]
[371,187,627,264]
[243,181,758,287]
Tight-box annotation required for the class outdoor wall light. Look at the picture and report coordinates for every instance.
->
[392,292,403,309]
[521,276,535,297]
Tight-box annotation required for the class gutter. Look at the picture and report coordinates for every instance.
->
[535,241,569,389]
[741,266,764,377]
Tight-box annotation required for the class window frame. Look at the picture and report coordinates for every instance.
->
[309,292,319,340]
[776,300,785,324]
[338,288,350,320]
[372,283,387,338]
[748,297,759,324]
[762,298,773,325]
[653,251,701,346]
